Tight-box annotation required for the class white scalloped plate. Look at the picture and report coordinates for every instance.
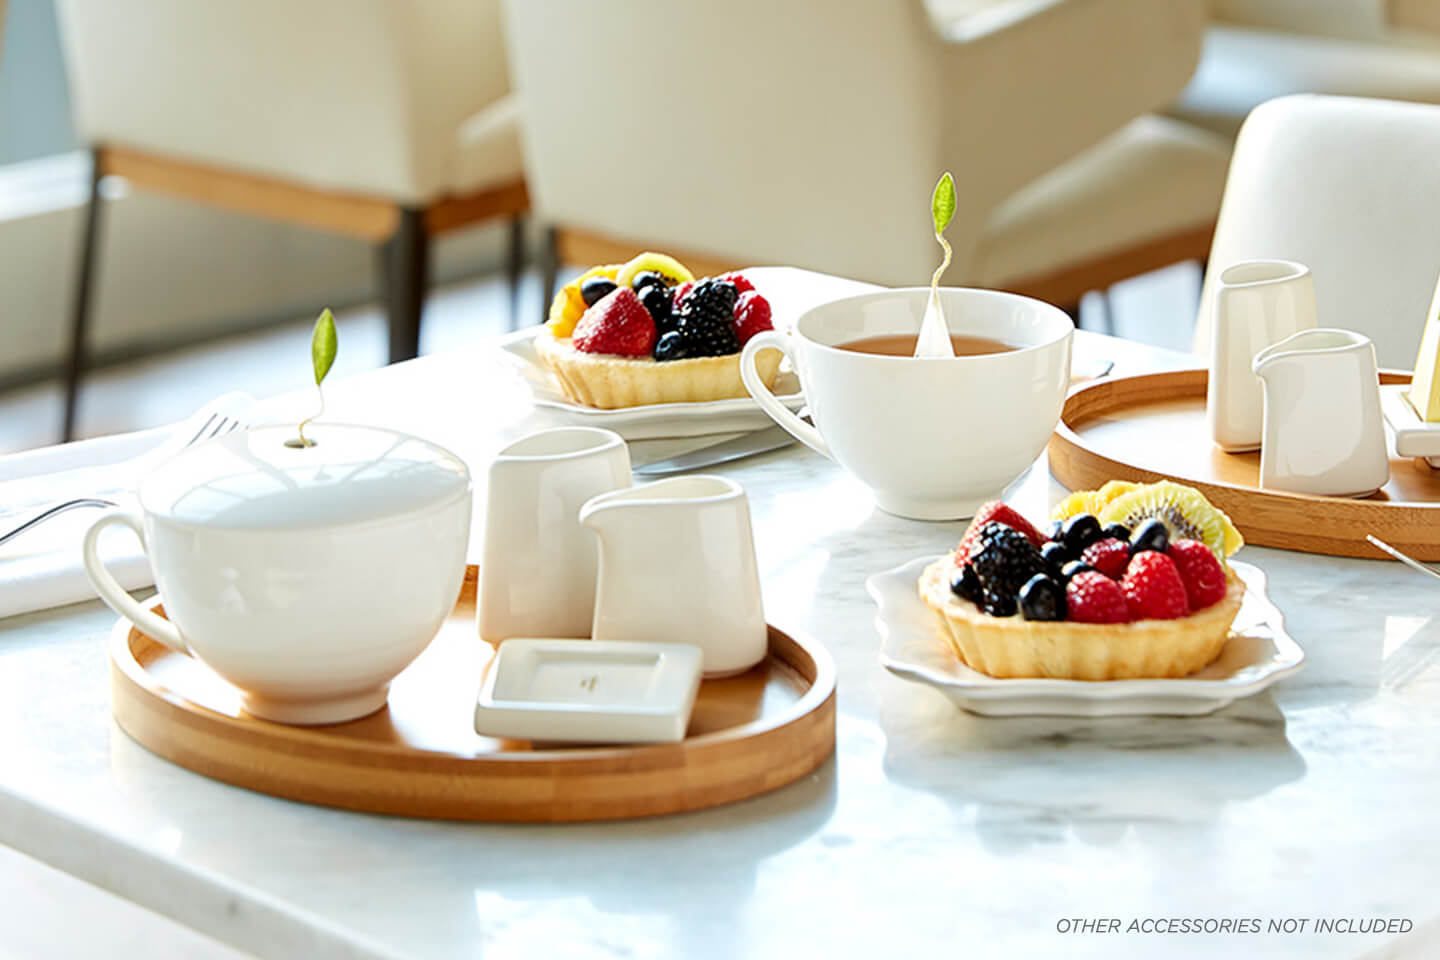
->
[497,329,806,440]
[867,557,1304,717]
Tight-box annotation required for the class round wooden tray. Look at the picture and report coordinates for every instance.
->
[110,567,836,822]
[1050,368,1440,560]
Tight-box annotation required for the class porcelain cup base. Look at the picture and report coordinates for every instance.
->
[873,490,992,522]
[241,685,390,725]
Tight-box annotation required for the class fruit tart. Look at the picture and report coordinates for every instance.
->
[536,251,782,409]
[919,482,1246,680]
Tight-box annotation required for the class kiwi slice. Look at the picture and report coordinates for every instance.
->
[1049,480,1140,523]
[616,252,694,290]
[1098,481,1244,557]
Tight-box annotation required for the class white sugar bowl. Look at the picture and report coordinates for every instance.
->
[83,423,472,725]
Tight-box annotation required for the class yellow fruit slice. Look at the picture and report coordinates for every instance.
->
[1050,490,1105,523]
[1095,480,1139,505]
[1098,481,1244,557]
[615,252,694,290]
[546,264,622,338]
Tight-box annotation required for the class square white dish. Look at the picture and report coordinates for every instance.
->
[497,329,806,440]
[474,639,703,743]
[866,556,1304,717]
[1381,383,1440,466]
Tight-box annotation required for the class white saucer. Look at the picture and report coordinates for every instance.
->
[866,556,1305,717]
[497,328,806,440]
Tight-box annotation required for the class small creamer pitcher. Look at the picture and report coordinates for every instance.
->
[579,475,767,677]
[1252,328,1389,498]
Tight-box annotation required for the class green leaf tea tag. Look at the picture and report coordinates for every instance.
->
[932,172,956,238]
[311,308,337,386]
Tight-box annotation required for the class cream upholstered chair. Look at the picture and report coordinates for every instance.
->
[503,0,1219,312]
[54,0,526,439]
[1194,94,1440,369]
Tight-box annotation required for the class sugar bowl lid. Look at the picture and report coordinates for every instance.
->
[139,423,471,528]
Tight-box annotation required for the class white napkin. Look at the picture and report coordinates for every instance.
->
[0,393,256,619]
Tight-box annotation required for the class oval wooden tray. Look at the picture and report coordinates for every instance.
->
[110,567,836,822]
[1050,368,1440,560]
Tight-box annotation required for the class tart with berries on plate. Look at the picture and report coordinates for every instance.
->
[536,252,782,409]
[919,482,1246,680]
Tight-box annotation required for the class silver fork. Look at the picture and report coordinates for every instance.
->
[0,413,247,548]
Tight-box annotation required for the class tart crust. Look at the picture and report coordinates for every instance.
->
[535,334,782,409]
[918,558,1244,680]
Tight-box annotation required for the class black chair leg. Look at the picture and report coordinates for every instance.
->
[505,214,525,331]
[62,149,105,442]
[538,224,559,325]
[384,207,427,363]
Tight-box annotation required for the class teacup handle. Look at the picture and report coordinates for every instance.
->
[82,509,188,655]
[740,331,833,460]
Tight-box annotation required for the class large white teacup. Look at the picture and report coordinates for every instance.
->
[83,424,472,725]
[741,287,1072,520]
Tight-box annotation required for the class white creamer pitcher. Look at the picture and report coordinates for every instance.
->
[1208,260,1316,451]
[579,475,767,677]
[1252,328,1390,498]
[477,427,631,642]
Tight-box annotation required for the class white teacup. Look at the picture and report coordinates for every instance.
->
[740,287,1072,520]
[83,424,472,725]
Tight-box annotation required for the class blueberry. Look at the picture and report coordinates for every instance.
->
[950,564,982,603]
[1101,522,1131,543]
[639,283,674,329]
[1130,518,1170,555]
[1045,519,1064,542]
[1041,541,1072,579]
[653,330,686,362]
[631,270,669,292]
[580,277,617,307]
[982,590,1018,618]
[1059,560,1095,584]
[1061,514,1103,553]
[1019,574,1066,621]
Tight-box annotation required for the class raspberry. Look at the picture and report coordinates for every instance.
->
[733,291,774,345]
[1080,537,1130,580]
[1121,552,1190,620]
[1066,571,1131,623]
[671,281,695,309]
[956,502,1044,561]
[966,523,1043,604]
[571,288,656,357]
[1168,539,1228,611]
[719,271,756,294]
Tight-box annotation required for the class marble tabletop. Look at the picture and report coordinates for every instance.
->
[2,269,1438,960]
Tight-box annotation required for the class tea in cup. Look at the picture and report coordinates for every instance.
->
[740,287,1072,520]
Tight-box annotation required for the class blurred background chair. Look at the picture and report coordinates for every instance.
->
[53,0,526,439]
[503,0,1223,316]
[1194,94,1440,369]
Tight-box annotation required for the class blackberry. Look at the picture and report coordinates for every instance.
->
[966,522,1043,603]
[653,330,686,362]
[981,590,1018,618]
[677,316,739,357]
[677,279,738,329]
[639,283,675,331]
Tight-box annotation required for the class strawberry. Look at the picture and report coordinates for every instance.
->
[572,288,656,357]
[719,271,756,294]
[955,501,1044,564]
[1080,537,1130,580]
[733,291,774,345]
[1121,552,1189,620]
[1066,571,1131,623]
[1168,539,1228,611]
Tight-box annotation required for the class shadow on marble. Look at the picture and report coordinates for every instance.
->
[876,679,1306,855]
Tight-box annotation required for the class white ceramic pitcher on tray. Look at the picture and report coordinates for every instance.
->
[1208,259,1316,452]
[579,475,767,677]
[1252,328,1390,497]
[478,427,631,642]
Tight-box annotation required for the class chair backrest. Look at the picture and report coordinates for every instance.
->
[1195,94,1440,369]
[55,0,508,203]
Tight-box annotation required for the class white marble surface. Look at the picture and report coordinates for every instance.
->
[3,269,1440,959]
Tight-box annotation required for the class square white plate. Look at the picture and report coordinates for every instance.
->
[497,329,806,440]
[866,557,1304,717]
[474,639,704,743]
